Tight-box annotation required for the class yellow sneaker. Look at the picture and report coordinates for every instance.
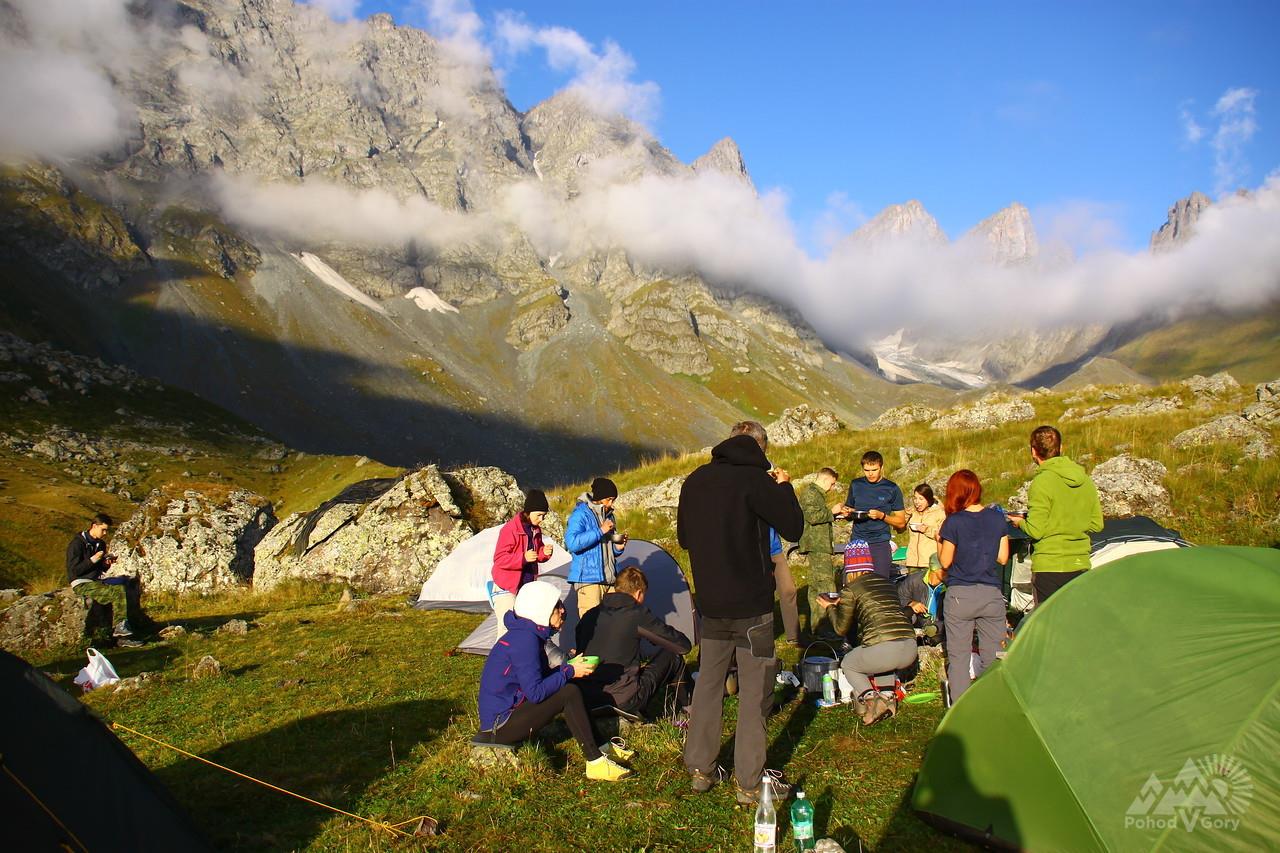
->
[586,755,634,781]
[602,737,635,763]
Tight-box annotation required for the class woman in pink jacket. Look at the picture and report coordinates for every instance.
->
[491,489,554,624]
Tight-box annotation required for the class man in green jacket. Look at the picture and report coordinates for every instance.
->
[1010,425,1103,604]
[795,467,839,637]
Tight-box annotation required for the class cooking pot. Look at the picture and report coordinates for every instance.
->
[796,641,841,693]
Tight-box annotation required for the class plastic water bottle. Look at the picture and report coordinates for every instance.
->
[753,772,776,852]
[821,671,835,705]
[791,789,815,852]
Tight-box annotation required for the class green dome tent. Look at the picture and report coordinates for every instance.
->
[913,546,1279,851]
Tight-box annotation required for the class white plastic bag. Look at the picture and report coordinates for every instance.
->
[73,647,120,692]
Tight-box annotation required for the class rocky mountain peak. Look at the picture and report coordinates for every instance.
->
[1150,191,1211,252]
[692,137,752,186]
[523,91,684,196]
[963,202,1039,264]
[848,200,946,245]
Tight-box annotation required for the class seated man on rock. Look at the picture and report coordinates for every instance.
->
[66,512,154,644]
[575,566,693,719]
[816,548,918,725]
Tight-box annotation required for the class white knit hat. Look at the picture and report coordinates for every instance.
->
[514,580,562,626]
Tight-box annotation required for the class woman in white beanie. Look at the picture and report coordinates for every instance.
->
[476,580,634,781]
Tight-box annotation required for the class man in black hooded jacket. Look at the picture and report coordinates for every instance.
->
[678,421,803,804]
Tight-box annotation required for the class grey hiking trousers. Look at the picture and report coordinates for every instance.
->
[840,637,918,698]
[943,583,1006,701]
[684,612,776,789]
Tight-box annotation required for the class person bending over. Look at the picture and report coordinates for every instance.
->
[575,566,693,718]
[817,562,917,725]
[477,581,633,781]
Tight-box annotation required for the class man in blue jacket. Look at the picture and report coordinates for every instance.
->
[566,477,627,617]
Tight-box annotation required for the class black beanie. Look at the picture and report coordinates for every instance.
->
[591,477,619,501]
[522,489,549,514]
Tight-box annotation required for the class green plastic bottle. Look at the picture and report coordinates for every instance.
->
[791,789,815,851]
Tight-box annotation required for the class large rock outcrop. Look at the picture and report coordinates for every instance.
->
[1090,455,1173,519]
[870,404,940,430]
[1171,415,1273,460]
[765,405,842,447]
[1244,379,1280,427]
[111,487,277,593]
[931,399,1035,431]
[614,476,686,513]
[0,589,101,654]
[1150,191,1211,252]
[253,467,471,594]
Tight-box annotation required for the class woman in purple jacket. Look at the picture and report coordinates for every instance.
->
[476,581,634,781]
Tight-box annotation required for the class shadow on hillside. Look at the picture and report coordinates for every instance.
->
[153,699,458,851]
[2,255,668,484]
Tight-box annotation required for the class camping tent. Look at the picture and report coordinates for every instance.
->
[1089,515,1191,568]
[0,649,212,852]
[913,546,1280,851]
[414,526,571,612]
[1009,516,1190,612]
[416,531,696,657]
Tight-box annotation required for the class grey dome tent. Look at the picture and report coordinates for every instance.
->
[0,649,212,852]
[416,532,696,656]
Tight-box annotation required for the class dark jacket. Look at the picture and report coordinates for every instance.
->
[66,531,107,584]
[677,435,804,619]
[831,571,916,647]
[576,591,692,707]
[477,610,574,731]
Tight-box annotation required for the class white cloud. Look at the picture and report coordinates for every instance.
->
[1211,87,1258,196]
[495,11,659,123]
[209,174,491,251]
[812,191,869,252]
[1032,199,1127,256]
[1179,101,1205,144]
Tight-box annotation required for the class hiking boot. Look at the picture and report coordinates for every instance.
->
[116,637,145,649]
[585,755,634,781]
[689,763,726,793]
[601,737,634,763]
[861,694,897,726]
[733,770,792,806]
[112,620,134,638]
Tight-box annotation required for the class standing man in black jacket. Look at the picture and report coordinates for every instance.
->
[678,421,804,805]
[575,566,693,717]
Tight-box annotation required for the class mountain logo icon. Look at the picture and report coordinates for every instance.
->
[1125,754,1253,833]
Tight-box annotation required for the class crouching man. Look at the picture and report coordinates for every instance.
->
[66,513,153,643]
[817,560,917,725]
[575,566,693,718]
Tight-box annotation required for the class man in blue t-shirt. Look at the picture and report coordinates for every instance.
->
[835,451,906,579]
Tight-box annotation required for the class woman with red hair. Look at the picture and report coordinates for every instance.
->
[930,470,1009,701]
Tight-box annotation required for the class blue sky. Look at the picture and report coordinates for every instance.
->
[354,1,1278,252]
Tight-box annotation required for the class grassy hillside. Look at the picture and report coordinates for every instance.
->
[1109,307,1280,384]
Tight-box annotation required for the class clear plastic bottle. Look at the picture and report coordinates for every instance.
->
[821,671,835,705]
[791,789,815,852]
[753,772,776,852]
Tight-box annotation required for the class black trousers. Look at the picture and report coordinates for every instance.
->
[1033,570,1085,605]
[486,683,602,761]
[620,648,689,715]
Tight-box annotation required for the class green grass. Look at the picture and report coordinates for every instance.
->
[1110,308,1280,384]
[31,589,959,852]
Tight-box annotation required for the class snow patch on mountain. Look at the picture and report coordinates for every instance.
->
[292,252,386,315]
[404,287,460,314]
[871,330,987,388]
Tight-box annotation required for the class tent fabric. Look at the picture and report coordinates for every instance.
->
[0,649,212,852]
[913,546,1280,852]
[450,539,697,657]
[414,525,570,612]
